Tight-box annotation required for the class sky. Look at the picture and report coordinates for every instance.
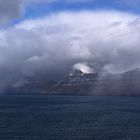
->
[1,0,140,91]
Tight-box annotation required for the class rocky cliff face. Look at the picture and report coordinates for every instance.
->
[5,68,140,96]
[49,70,99,95]
[45,68,140,96]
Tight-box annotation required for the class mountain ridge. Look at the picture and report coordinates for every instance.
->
[5,68,140,96]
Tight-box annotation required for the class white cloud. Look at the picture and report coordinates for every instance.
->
[0,0,95,25]
[73,62,95,73]
[0,10,140,91]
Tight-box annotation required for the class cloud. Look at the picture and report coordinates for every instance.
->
[73,62,95,74]
[2,0,137,25]
[0,0,22,24]
[0,0,96,25]
[1,0,140,25]
[0,10,140,92]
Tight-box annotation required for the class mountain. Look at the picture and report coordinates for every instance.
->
[49,70,99,95]
[5,68,140,96]
[92,68,140,96]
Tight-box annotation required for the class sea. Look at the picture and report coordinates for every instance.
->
[0,95,140,140]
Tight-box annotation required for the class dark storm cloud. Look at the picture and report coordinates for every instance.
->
[0,0,22,24]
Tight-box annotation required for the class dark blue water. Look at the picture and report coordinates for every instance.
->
[0,95,140,140]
